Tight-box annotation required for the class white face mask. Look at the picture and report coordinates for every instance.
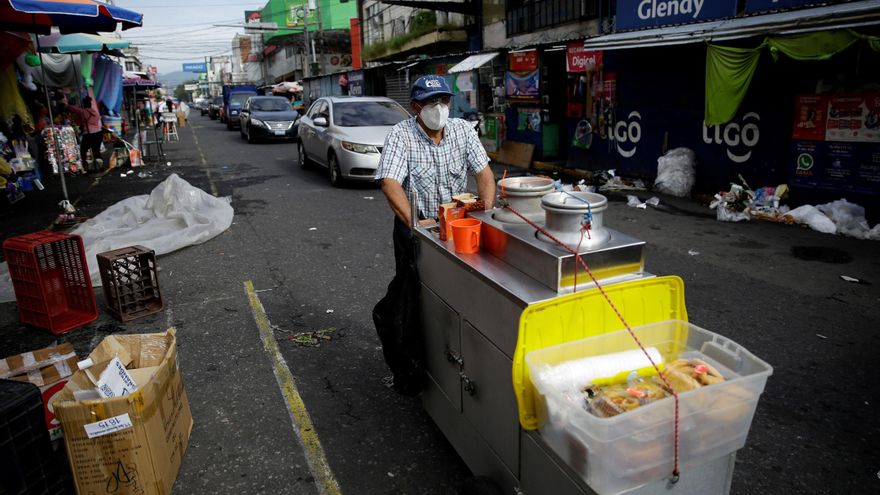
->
[419,103,449,130]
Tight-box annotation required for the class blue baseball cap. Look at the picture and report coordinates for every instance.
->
[410,76,453,102]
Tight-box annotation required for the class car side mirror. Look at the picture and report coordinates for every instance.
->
[313,116,328,127]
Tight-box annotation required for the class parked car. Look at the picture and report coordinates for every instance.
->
[297,96,410,187]
[208,96,223,120]
[239,96,299,143]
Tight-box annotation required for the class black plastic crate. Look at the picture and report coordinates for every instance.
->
[96,245,164,322]
[0,379,69,494]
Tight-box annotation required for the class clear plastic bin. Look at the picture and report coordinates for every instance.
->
[526,320,772,494]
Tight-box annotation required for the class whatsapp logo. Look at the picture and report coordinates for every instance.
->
[797,153,814,170]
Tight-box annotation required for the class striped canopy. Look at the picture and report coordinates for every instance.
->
[0,0,143,34]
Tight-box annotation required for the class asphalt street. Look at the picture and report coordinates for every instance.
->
[1,113,879,494]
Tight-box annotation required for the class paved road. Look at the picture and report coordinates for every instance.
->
[2,113,878,494]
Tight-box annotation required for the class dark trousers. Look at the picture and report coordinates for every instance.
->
[80,131,102,168]
[393,216,412,277]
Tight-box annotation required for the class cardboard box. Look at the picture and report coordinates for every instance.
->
[54,328,192,495]
[1,343,78,439]
[438,203,466,242]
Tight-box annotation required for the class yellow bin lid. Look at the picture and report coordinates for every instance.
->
[513,276,688,430]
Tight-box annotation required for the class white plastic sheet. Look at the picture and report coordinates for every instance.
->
[0,174,233,302]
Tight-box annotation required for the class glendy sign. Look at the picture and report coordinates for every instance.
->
[566,42,602,72]
[616,0,737,31]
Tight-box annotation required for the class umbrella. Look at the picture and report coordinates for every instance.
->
[0,0,143,201]
[0,0,143,35]
[37,32,129,53]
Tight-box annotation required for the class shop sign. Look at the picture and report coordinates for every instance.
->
[744,0,818,14]
[182,62,207,73]
[245,10,261,23]
[566,43,602,73]
[825,93,880,143]
[509,50,538,72]
[616,0,737,31]
[703,112,761,163]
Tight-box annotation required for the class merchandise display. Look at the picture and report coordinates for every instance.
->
[41,126,81,174]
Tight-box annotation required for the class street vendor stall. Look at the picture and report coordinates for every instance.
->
[413,180,772,494]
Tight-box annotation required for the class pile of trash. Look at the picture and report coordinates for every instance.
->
[710,181,790,223]
[711,180,880,240]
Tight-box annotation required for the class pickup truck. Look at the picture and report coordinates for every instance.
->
[221,84,258,130]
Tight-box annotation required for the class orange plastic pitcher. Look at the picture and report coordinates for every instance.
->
[451,218,481,254]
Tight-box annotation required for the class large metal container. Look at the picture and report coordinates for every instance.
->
[494,176,555,224]
[539,191,610,249]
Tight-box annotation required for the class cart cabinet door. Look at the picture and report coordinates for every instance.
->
[461,320,520,476]
[420,283,462,411]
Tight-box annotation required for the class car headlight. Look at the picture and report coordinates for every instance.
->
[341,141,379,154]
[251,118,267,128]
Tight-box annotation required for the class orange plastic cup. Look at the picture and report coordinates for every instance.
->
[450,218,482,254]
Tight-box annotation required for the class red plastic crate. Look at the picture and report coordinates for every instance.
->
[3,231,98,334]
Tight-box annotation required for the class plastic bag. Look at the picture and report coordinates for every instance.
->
[816,199,880,240]
[653,147,696,197]
[784,205,836,234]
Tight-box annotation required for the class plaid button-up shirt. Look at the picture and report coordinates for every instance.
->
[377,117,489,220]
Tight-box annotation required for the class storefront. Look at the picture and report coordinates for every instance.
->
[560,0,880,216]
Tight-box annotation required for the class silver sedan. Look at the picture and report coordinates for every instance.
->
[296,96,410,187]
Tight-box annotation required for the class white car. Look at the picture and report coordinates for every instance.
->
[296,96,410,187]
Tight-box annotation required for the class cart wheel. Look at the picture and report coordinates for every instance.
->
[459,476,503,495]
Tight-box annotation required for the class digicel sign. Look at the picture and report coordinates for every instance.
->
[566,43,602,73]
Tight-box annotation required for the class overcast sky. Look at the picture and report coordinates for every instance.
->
[115,0,266,74]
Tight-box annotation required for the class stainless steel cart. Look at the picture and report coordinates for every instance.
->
[415,209,736,495]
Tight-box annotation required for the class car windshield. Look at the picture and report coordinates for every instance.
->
[252,98,290,112]
[231,93,254,106]
[333,101,409,127]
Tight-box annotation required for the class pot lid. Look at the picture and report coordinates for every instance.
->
[498,176,555,194]
[541,191,608,211]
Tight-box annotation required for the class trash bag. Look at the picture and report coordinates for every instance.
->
[653,148,696,197]
[372,235,426,396]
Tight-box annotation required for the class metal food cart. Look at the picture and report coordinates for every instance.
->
[414,191,740,495]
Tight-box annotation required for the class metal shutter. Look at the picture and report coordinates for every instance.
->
[385,72,409,108]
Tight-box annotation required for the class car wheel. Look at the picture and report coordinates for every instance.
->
[297,141,309,169]
[240,124,246,139]
[247,126,256,144]
[328,153,344,187]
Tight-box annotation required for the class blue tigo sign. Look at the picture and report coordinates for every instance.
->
[182,62,207,73]
[744,0,819,14]
[616,0,737,31]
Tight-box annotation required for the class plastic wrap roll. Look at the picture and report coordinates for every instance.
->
[537,347,663,391]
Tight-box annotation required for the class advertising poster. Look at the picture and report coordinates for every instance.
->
[825,92,880,143]
[347,71,364,96]
[509,50,538,72]
[790,140,880,193]
[791,94,827,141]
[517,108,541,133]
[506,70,540,100]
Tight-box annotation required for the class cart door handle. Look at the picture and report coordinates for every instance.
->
[444,348,463,367]
[460,372,477,396]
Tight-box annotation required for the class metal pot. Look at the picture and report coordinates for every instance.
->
[538,191,611,249]
[493,176,555,224]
